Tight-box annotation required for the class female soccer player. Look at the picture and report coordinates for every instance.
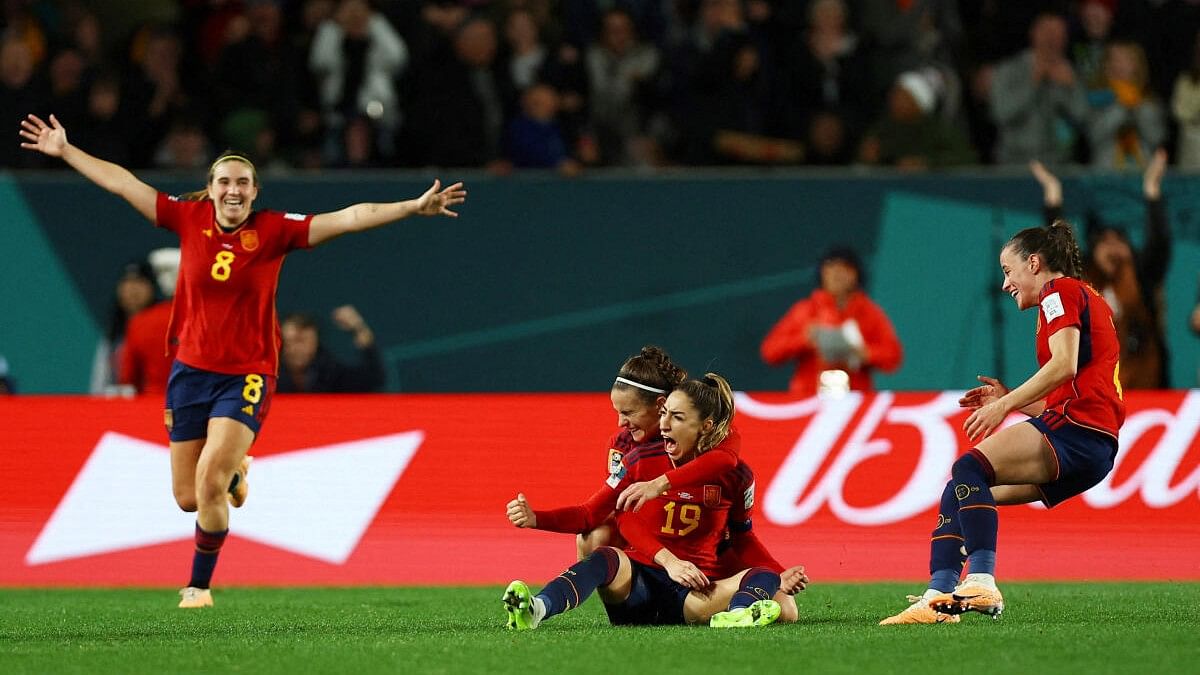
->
[504,373,805,629]
[880,220,1124,624]
[19,113,465,608]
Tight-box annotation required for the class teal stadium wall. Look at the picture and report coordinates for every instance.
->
[4,171,1199,393]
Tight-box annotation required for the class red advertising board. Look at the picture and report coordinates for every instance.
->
[1,391,1197,586]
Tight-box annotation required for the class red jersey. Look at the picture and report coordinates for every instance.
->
[619,459,758,578]
[119,300,175,394]
[156,193,311,376]
[1036,277,1125,438]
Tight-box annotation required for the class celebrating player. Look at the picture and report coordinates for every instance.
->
[504,373,806,629]
[881,220,1124,624]
[19,113,466,608]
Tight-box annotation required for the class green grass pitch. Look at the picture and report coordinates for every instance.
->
[2,583,1198,674]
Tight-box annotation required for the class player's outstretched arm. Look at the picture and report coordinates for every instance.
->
[19,114,157,222]
[308,179,467,247]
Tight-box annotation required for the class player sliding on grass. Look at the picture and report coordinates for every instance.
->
[504,373,806,629]
[881,220,1125,624]
[19,112,466,608]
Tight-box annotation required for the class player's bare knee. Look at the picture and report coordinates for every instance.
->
[173,491,197,512]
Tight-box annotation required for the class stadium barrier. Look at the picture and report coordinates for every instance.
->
[1,391,1197,586]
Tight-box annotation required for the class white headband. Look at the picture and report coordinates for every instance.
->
[614,376,666,394]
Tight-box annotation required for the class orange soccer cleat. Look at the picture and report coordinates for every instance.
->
[928,579,1005,618]
[879,594,961,625]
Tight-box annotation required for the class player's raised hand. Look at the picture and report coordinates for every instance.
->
[506,493,536,528]
[958,375,1006,409]
[779,565,809,594]
[413,179,467,217]
[19,114,67,157]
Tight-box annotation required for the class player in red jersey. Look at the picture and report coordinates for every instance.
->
[19,113,465,608]
[504,373,807,629]
[881,220,1125,625]
[506,348,806,619]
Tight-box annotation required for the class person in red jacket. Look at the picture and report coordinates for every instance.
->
[120,247,181,396]
[761,247,903,397]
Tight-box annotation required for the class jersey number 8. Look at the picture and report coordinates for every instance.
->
[211,251,236,281]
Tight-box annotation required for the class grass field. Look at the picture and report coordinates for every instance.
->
[2,583,1198,674]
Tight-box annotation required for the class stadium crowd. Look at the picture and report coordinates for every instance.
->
[4,0,1200,173]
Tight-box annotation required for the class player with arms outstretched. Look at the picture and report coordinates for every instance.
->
[19,113,466,608]
[881,220,1124,624]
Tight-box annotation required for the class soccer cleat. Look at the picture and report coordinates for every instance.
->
[929,581,1005,618]
[178,586,213,608]
[502,580,541,630]
[879,595,961,625]
[227,456,252,508]
[709,599,782,628]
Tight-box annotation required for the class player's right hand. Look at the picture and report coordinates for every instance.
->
[19,114,67,157]
[663,558,709,590]
[506,492,536,528]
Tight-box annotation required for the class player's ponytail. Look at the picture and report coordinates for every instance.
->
[1005,219,1082,278]
[675,373,735,453]
[614,345,687,404]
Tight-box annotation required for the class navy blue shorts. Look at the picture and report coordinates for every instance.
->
[1028,411,1118,508]
[603,561,690,626]
[164,361,275,441]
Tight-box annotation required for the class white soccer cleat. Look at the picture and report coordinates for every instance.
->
[178,586,213,608]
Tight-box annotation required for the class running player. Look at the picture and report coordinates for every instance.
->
[881,219,1124,624]
[504,373,806,629]
[19,113,466,608]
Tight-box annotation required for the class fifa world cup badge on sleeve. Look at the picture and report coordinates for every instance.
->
[606,449,626,488]
[1041,292,1065,322]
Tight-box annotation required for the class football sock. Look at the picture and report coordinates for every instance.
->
[952,450,998,571]
[727,567,781,611]
[536,546,620,619]
[188,523,228,589]
[929,479,966,593]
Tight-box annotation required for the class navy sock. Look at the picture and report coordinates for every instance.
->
[188,523,228,589]
[967,549,997,576]
[728,567,781,611]
[537,546,620,619]
[952,450,998,568]
[929,480,965,593]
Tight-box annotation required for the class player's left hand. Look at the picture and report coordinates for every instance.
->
[414,179,466,217]
[506,493,536,528]
[964,399,1008,441]
[663,558,709,590]
[616,478,665,512]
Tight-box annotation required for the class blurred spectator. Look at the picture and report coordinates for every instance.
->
[310,0,408,165]
[0,355,14,394]
[584,7,660,166]
[505,81,579,174]
[0,36,48,168]
[1072,0,1116,92]
[1031,149,1171,388]
[777,0,871,158]
[1087,41,1165,169]
[858,69,975,170]
[278,306,386,393]
[122,26,191,167]
[154,117,212,169]
[92,260,158,395]
[504,8,549,92]
[120,248,181,396]
[46,48,89,126]
[212,0,309,165]
[69,70,132,166]
[406,16,512,169]
[1171,31,1200,170]
[990,12,1089,164]
[858,0,963,104]
[63,6,107,70]
[761,247,903,398]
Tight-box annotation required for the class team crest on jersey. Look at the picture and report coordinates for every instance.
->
[703,485,721,507]
[240,230,260,251]
[605,449,626,488]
